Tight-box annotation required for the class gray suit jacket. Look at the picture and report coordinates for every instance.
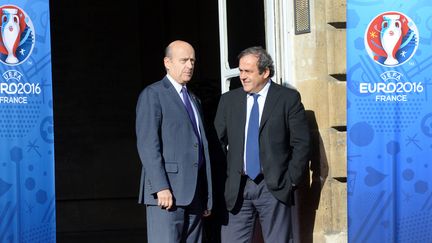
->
[136,77,212,210]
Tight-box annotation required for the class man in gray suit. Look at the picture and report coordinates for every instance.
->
[136,40,212,243]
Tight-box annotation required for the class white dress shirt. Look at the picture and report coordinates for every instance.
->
[166,74,201,136]
[243,80,271,173]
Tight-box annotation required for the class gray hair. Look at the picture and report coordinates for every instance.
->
[165,45,172,58]
[238,46,275,78]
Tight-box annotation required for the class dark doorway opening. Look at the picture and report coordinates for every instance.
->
[51,0,220,242]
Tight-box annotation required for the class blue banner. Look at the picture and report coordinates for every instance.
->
[0,1,55,242]
[347,1,432,242]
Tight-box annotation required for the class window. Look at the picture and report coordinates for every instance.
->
[226,0,266,68]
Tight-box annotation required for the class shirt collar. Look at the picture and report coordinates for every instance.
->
[249,79,271,99]
[166,74,184,94]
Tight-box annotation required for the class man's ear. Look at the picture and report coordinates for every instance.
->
[263,68,270,79]
[164,57,171,70]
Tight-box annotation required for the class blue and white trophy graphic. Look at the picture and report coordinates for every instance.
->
[381,14,402,65]
[1,8,20,64]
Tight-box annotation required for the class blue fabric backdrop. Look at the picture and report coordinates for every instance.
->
[0,1,55,242]
[347,1,432,242]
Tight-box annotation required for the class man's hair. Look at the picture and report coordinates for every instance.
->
[238,46,275,78]
[165,45,172,58]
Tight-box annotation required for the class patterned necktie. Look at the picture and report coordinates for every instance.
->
[246,93,261,179]
[181,86,203,167]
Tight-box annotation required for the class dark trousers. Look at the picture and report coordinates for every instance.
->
[221,177,293,243]
[146,169,207,243]
[146,202,203,243]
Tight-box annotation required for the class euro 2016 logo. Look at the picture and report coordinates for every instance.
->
[0,5,35,66]
[365,11,419,67]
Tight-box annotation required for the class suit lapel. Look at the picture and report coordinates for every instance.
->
[189,93,201,117]
[236,89,247,145]
[260,82,280,131]
[162,77,191,122]
[189,93,205,136]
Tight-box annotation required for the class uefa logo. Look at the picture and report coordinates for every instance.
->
[364,11,419,67]
[0,5,35,66]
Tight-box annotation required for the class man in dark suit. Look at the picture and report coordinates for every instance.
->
[136,40,212,243]
[214,46,310,242]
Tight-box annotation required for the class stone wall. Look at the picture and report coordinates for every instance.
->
[293,0,347,242]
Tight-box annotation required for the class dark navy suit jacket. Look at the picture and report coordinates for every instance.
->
[214,81,310,211]
[136,77,212,210]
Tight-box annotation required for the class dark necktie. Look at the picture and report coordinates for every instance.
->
[181,86,203,167]
[246,93,260,179]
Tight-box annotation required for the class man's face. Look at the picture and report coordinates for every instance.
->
[164,43,195,85]
[239,54,269,93]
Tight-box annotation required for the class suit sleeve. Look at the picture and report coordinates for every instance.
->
[287,91,310,185]
[136,87,170,195]
[214,94,228,155]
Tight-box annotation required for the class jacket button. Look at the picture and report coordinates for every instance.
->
[194,143,198,148]
[193,163,198,167]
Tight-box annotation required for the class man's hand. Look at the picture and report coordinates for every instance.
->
[203,209,211,217]
[157,189,173,210]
